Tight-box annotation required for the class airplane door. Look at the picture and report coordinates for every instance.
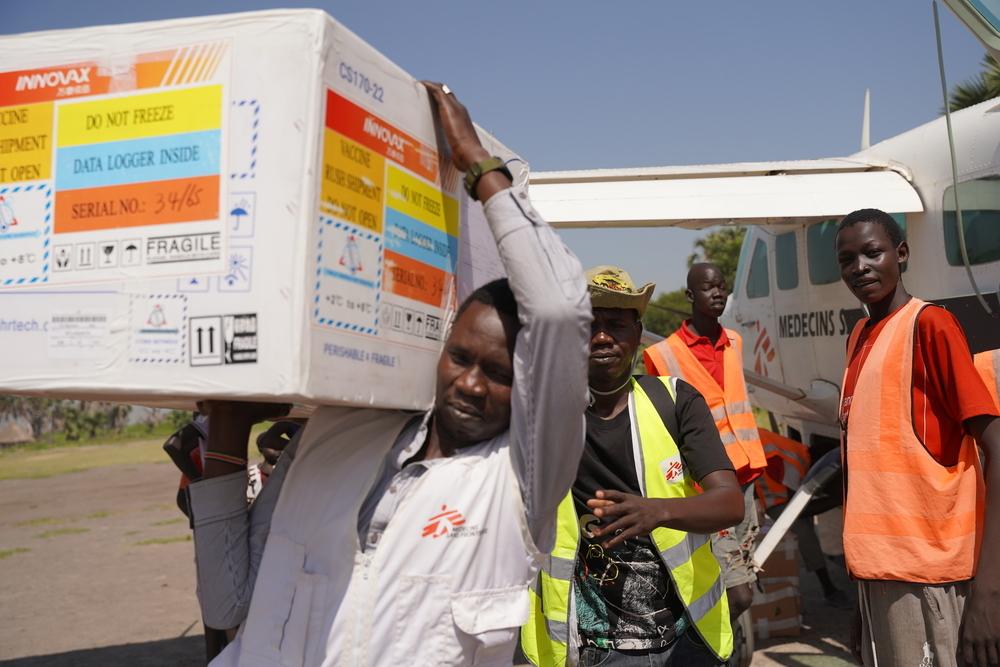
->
[728,228,784,383]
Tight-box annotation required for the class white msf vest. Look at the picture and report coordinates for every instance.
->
[213,406,540,667]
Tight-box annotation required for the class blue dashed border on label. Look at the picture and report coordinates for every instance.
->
[128,293,188,364]
[230,99,259,180]
[314,216,382,335]
[0,183,51,286]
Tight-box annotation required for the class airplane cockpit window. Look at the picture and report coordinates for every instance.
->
[807,220,840,285]
[746,238,770,298]
[943,176,1000,266]
[775,231,798,290]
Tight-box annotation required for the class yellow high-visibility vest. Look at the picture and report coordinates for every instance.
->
[520,376,733,666]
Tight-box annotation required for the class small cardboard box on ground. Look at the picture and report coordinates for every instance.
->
[0,10,514,409]
[752,532,802,640]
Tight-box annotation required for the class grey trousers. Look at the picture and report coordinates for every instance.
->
[858,579,969,667]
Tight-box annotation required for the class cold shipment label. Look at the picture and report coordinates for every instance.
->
[0,44,230,287]
[315,88,461,348]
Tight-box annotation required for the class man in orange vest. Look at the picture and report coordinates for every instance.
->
[835,208,1000,667]
[973,349,999,408]
[643,263,768,622]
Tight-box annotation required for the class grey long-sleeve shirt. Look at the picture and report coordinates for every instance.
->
[187,175,592,630]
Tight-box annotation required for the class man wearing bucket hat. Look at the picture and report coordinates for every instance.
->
[644,263,768,624]
[521,266,744,667]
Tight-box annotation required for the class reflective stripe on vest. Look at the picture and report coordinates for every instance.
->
[643,330,766,481]
[520,377,733,666]
[755,429,810,511]
[840,298,984,583]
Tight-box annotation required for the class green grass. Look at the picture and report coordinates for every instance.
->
[0,439,169,480]
[151,517,185,527]
[35,527,90,539]
[4,420,179,454]
[15,516,65,528]
[85,510,110,519]
[0,422,268,481]
[0,547,30,559]
[142,502,178,512]
[134,534,191,546]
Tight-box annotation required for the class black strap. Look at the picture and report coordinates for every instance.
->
[635,374,681,445]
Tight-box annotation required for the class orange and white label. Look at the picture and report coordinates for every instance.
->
[383,249,450,308]
[325,89,438,184]
[0,43,228,107]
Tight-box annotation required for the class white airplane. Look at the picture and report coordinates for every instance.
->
[530,3,1000,663]
[528,85,1000,456]
[529,78,999,667]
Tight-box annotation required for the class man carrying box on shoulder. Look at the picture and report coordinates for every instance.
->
[186,83,593,666]
[835,208,1000,667]
[643,263,768,622]
[521,266,743,667]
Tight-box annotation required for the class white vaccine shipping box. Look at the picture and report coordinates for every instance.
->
[0,10,514,410]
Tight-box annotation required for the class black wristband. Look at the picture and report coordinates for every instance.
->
[464,157,513,201]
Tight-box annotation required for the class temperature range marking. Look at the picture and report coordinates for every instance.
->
[54,175,218,233]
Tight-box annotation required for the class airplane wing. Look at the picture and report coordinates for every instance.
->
[528,158,923,229]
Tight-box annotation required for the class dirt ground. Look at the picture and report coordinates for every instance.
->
[0,458,205,665]
[0,454,858,666]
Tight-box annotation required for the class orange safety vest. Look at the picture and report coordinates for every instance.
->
[644,328,767,484]
[755,428,810,511]
[973,349,1000,408]
[840,298,985,583]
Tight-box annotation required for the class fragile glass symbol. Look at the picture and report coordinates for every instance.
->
[224,252,250,286]
[0,196,18,233]
[340,235,363,274]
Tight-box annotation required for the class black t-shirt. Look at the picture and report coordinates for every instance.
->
[571,379,733,649]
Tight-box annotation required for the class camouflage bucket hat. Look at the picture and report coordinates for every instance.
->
[585,265,655,316]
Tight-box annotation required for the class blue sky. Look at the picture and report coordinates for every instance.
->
[3,1,986,294]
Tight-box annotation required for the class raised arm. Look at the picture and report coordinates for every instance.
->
[425,83,592,550]
[186,403,293,629]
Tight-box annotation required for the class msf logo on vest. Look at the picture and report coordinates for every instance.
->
[422,505,487,539]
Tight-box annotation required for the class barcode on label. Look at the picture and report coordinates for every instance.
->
[51,315,108,323]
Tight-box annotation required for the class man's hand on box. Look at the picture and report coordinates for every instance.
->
[422,82,489,172]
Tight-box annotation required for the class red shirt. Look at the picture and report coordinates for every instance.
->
[840,304,999,466]
[674,320,728,390]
